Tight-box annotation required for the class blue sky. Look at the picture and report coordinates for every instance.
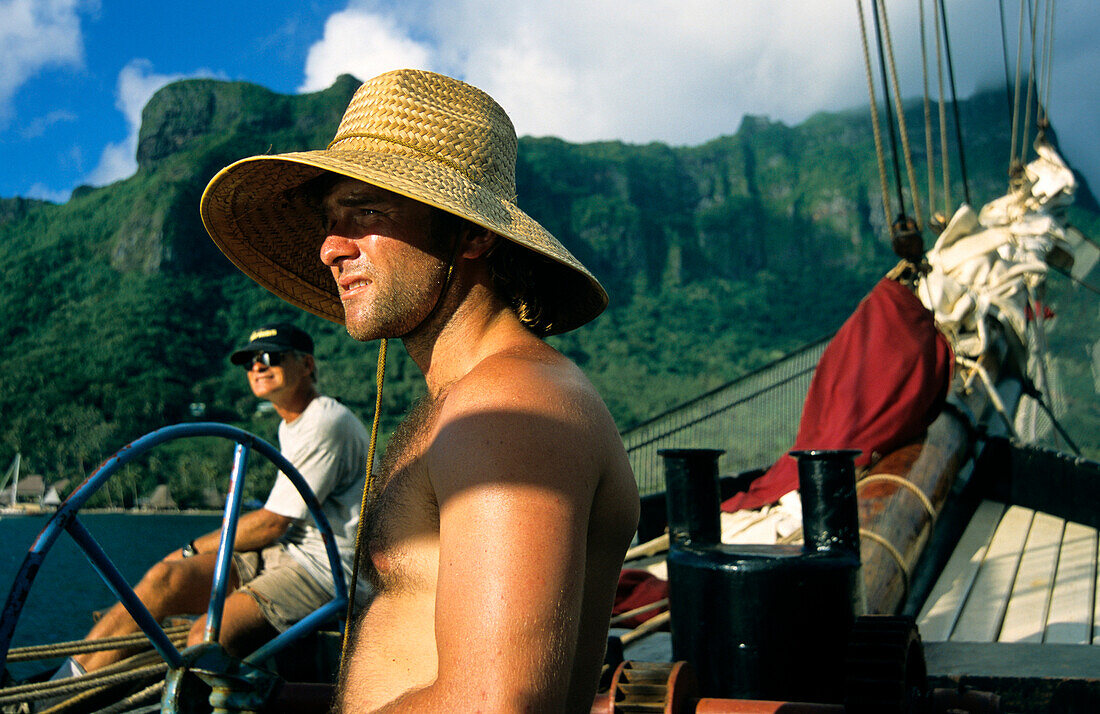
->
[3,0,1098,207]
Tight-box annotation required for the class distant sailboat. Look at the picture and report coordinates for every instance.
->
[42,486,62,509]
[0,453,20,515]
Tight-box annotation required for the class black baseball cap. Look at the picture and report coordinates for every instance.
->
[230,323,314,365]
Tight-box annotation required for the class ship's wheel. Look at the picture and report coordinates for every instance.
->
[0,423,349,713]
[600,660,698,714]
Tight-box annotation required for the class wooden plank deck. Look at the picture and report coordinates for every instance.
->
[918,499,1100,645]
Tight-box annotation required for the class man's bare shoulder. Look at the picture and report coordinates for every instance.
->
[445,342,603,420]
[424,341,624,492]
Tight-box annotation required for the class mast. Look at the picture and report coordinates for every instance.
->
[1,454,18,507]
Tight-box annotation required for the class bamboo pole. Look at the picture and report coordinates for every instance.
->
[624,533,669,562]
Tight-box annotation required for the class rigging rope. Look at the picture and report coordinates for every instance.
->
[855,0,894,230]
[875,0,924,228]
[919,0,937,224]
[869,0,909,220]
[0,647,175,705]
[1005,0,1060,168]
[1021,380,1082,455]
[1009,0,1026,169]
[937,0,972,206]
[5,624,191,662]
[934,0,951,217]
[999,0,1017,128]
[1040,0,1056,125]
[89,680,165,714]
[1020,0,1041,163]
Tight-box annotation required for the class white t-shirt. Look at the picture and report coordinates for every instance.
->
[264,395,371,600]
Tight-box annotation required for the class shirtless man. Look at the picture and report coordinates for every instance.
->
[201,69,639,712]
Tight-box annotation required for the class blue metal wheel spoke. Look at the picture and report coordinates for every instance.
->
[204,440,252,644]
[245,600,345,665]
[65,517,182,668]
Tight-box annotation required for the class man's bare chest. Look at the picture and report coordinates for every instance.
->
[364,396,442,592]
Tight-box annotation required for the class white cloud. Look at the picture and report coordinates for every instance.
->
[24,181,72,203]
[84,59,218,187]
[0,0,90,125]
[308,0,1099,190]
[298,9,434,93]
[20,108,77,138]
[315,1,1007,143]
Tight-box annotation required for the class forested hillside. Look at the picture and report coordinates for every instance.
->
[1,75,1097,507]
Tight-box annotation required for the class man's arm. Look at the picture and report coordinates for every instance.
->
[371,372,599,713]
[166,508,292,560]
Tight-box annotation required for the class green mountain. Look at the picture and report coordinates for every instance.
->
[2,75,1097,507]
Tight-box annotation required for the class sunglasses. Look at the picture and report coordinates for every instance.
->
[242,351,290,369]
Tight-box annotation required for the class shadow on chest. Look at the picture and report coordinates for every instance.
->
[363,395,442,589]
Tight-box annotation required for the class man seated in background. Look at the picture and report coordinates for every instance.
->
[64,323,371,674]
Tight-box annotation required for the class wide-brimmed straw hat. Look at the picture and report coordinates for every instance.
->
[200,68,607,336]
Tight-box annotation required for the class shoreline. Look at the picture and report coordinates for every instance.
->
[85,508,225,515]
[1,508,225,517]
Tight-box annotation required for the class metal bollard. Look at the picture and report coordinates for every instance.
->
[662,448,863,704]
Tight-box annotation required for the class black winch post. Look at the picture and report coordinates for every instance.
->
[794,449,862,555]
[660,448,724,546]
[661,447,864,703]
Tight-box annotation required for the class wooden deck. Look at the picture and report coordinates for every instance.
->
[918,499,1100,645]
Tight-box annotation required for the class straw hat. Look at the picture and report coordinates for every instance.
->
[200,69,607,336]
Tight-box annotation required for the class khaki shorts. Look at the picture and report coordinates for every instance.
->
[233,544,332,632]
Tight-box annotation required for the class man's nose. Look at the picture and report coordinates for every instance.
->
[320,233,359,266]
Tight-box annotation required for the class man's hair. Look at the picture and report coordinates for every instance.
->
[430,209,559,336]
[290,350,318,384]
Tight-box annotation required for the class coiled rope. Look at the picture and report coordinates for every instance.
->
[0,632,184,706]
[3,624,190,663]
[87,680,165,714]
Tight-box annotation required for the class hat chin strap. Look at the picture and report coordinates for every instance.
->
[341,234,461,661]
[343,334,387,666]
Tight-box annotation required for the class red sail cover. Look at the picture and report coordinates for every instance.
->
[722,278,952,512]
[613,569,670,627]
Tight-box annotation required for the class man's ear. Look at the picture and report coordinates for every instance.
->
[301,353,317,382]
[459,225,498,259]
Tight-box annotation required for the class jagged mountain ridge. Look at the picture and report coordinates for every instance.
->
[1,75,1096,502]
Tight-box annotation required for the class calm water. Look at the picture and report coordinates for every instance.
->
[0,512,221,677]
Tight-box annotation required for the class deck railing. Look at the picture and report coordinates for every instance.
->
[621,337,830,496]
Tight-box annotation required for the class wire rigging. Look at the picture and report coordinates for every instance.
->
[877,0,925,229]
[1020,0,1042,161]
[937,0,971,206]
[919,0,937,221]
[855,0,893,230]
[1040,0,1056,125]
[998,0,1016,126]
[869,0,909,220]
[1008,0,1027,169]
[934,0,951,217]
